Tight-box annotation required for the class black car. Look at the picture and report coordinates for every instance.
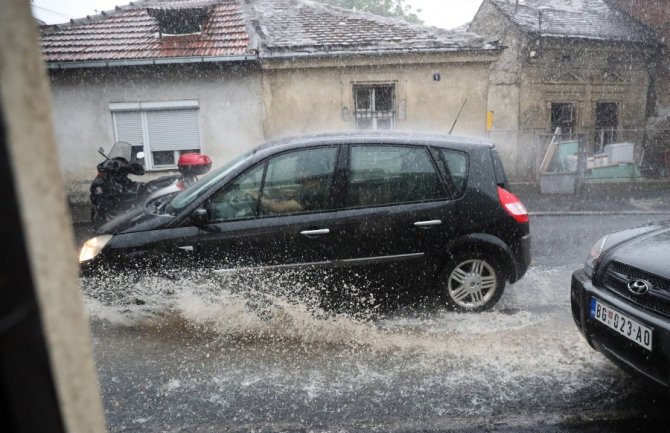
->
[572,221,670,387]
[79,131,531,311]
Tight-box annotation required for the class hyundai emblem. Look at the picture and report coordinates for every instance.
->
[627,279,652,295]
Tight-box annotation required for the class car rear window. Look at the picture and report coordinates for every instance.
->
[431,148,469,198]
[490,148,509,189]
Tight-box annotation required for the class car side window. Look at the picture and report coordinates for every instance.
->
[260,147,338,216]
[346,145,446,208]
[206,164,264,222]
[434,148,469,197]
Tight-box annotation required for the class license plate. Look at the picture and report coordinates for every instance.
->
[590,298,653,351]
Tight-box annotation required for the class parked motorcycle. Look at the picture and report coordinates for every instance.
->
[89,141,212,228]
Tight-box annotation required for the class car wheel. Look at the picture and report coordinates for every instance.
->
[439,253,505,312]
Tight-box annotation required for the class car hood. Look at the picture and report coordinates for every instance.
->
[98,207,175,235]
[608,223,670,278]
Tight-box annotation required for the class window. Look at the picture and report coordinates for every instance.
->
[550,102,576,134]
[111,101,201,170]
[147,7,209,35]
[432,148,470,197]
[594,102,619,152]
[353,84,395,130]
[260,147,338,215]
[206,164,264,222]
[346,145,446,207]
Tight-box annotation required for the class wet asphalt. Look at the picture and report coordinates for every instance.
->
[73,185,670,433]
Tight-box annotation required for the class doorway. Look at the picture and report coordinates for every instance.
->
[594,102,619,152]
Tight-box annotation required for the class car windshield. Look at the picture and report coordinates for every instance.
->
[169,149,254,210]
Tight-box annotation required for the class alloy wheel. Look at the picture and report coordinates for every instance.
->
[447,259,498,309]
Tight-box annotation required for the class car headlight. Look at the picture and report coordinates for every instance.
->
[584,235,609,277]
[79,235,113,263]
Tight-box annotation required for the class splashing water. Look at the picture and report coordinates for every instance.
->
[86,265,657,432]
[83,264,588,356]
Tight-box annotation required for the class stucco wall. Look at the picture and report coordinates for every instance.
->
[48,63,265,202]
[261,57,493,141]
[470,0,525,178]
[470,0,655,180]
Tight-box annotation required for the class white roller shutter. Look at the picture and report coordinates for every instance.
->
[113,111,144,147]
[146,108,201,152]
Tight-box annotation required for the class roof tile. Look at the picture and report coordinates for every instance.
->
[41,0,251,63]
[41,0,499,65]
[248,0,497,58]
[490,0,658,43]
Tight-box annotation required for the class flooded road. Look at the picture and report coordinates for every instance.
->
[81,214,670,432]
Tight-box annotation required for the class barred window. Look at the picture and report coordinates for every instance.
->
[353,84,395,130]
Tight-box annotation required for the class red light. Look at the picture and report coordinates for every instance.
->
[498,186,529,223]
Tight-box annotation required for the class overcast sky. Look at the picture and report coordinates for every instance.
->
[32,0,484,29]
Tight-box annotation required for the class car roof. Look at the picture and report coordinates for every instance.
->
[255,131,495,154]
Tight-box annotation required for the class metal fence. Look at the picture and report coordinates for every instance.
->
[487,128,670,182]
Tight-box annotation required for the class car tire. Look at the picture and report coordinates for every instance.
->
[438,252,505,312]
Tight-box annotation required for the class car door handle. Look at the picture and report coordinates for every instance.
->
[413,220,442,227]
[300,229,330,236]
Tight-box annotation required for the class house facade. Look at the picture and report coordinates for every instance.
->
[40,0,502,215]
[469,0,660,179]
[248,1,499,139]
[607,0,669,114]
[42,0,265,212]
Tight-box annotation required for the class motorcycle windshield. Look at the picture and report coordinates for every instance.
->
[107,141,133,162]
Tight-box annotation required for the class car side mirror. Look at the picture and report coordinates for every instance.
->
[190,207,209,225]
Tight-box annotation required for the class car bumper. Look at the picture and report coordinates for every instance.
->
[571,268,670,388]
[510,233,531,283]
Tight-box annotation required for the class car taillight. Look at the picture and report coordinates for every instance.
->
[498,186,528,223]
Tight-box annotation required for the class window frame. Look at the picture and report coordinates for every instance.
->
[258,146,341,217]
[203,145,343,223]
[430,146,471,199]
[550,102,577,134]
[204,162,266,223]
[110,100,201,171]
[352,83,396,130]
[341,143,450,210]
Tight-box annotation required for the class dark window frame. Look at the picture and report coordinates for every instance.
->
[259,146,340,217]
[352,84,396,130]
[430,146,471,199]
[550,102,577,134]
[205,146,343,223]
[342,143,450,210]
